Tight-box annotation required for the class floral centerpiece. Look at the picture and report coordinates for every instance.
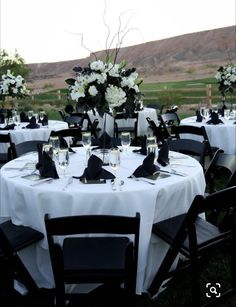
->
[215,64,236,98]
[0,69,30,102]
[65,60,143,117]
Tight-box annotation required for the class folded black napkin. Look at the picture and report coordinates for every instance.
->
[0,124,16,130]
[196,110,203,122]
[79,154,115,180]
[157,141,169,166]
[38,115,48,126]
[133,136,147,155]
[207,112,224,125]
[131,152,160,178]
[20,111,29,122]
[36,144,59,179]
[26,116,40,129]
[92,132,113,150]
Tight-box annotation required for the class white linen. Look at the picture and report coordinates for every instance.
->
[88,108,157,136]
[0,120,68,153]
[0,148,205,294]
[180,116,236,154]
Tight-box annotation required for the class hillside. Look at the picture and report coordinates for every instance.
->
[27,26,236,90]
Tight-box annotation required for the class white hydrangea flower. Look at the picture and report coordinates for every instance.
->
[88,85,98,96]
[105,85,126,107]
[90,60,105,71]
[107,64,120,77]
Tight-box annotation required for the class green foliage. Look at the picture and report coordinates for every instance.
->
[0,49,30,77]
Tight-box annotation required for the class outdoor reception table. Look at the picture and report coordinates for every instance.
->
[0,120,68,153]
[0,147,205,294]
[88,107,158,137]
[180,116,236,155]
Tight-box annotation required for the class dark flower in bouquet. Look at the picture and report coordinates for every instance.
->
[65,60,143,117]
[215,64,236,98]
[0,70,30,101]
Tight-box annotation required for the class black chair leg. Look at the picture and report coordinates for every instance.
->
[14,254,38,293]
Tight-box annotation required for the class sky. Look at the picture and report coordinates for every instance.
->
[0,0,235,64]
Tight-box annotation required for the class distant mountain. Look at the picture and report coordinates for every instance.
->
[27,26,236,89]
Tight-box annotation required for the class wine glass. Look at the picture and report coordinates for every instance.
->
[146,136,157,158]
[42,143,53,159]
[39,111,45,121]
[28,110,34,120]
[224,109,231,120]
[121,132,131,153]
[57,148,69,177]
[109,148,120,190]
[49,136,60,159]
[82,132,91,163]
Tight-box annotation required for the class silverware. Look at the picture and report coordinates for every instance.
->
[159,169,187,177]
[131,175,156,185]
[30,178,53,186]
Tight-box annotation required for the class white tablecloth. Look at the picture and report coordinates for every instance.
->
[0,120,68,153]
[0,148,205,294]
[88,108,157,137]
[180,116,236,155]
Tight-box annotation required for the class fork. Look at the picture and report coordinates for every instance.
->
[130,175,156,185]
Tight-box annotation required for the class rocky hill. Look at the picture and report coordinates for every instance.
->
[27,26,236,89]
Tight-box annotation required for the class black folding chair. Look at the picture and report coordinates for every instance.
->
[168,138,208,169]
[204,151,236,193]
[159,112,180,137]
[11,140,46,159]
[0,218,44,302]
[172,125,220,159]
[45,213,140,307]
[0,133,13,165]
[148,187,236,307]
[114,112,139,143]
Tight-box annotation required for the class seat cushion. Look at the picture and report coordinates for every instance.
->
[0,220,44,255]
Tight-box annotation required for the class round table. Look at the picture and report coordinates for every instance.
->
[180,116,236,155]
[0,148,205,294]
[0,120,68,154]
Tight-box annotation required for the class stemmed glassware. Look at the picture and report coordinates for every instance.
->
[109,148,120,190]
[39,111,45,121]
[82,132,91,163]
[49,136,60,159]
[57,148,69,177]
[28,110,34,120]
[146,136,158,158]
[121,132,131,154]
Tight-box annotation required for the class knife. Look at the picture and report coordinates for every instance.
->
[158,169,187,177]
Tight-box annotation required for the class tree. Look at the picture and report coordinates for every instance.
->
[0,49,30,77]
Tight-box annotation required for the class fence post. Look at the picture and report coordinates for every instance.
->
[57,90,61,100]
[206,84,212,107]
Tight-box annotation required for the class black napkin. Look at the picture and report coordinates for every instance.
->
[20,111,29,122]
[79,154,115,180]
[196,110,203,122]
[58,136,76,153]
[0,124,16,130]
[207,112,224,125]
[133,136,147,155]
[37,150,59,179]
[26,116,40,129]
[157,141,169,166]
[92,132,113,150]
[38,115,48,126]
[132,152,160,178]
